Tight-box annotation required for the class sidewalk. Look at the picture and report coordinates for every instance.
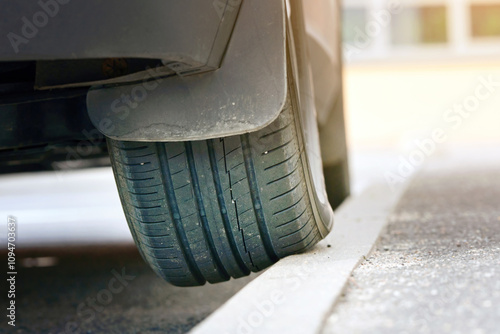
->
[324,147,500,334]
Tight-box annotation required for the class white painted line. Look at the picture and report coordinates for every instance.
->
[191,182,407,334]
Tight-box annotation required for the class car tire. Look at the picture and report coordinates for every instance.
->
[108,79,339,286]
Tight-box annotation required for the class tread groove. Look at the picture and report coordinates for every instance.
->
[208,139,251,275]
[115,145,149,152]
[266,162,300,185]
[156,143,206,285]
[294,232,320,253]
[278,216,312,240]
[224,140,255,268]
[273,193,306,216]
[168,151,186,160]
[137,230,171,238]
[282,225,316,249]
[117,174,155,182]
[115,160,152,167]
[185,142,230,280]
[130,204,162,210]
[262,139,294,156]
[128,191,159,196]
[270,182,301,201]
[259,122,293,139]
[241,134,279,262]
[264,153,297,171]
[277,207,308,228]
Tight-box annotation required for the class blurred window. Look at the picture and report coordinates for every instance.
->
[391,6,448,45]
[342,8,367,43]
[470,4,500,38]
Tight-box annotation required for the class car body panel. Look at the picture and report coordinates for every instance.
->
[0,0,343,175]
[303,0,343,127]
[0,0,240,74]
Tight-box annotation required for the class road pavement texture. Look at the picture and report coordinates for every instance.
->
[324,149,500,334]
[1,246,255,333]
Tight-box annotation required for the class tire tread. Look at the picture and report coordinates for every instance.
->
[108,96,322,286]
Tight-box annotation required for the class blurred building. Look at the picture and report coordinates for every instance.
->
[342,0,500,62]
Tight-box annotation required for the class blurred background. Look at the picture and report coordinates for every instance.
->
[342,0,500,193]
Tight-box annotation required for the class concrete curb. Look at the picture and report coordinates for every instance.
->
[190,182,407,334]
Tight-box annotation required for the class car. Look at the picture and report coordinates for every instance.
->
[0,0,349,286]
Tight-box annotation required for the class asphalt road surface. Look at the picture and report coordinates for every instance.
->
[1,246,256,334]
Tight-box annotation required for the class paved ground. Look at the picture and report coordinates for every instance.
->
[1,246,256,334]
[324,148,500,334]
